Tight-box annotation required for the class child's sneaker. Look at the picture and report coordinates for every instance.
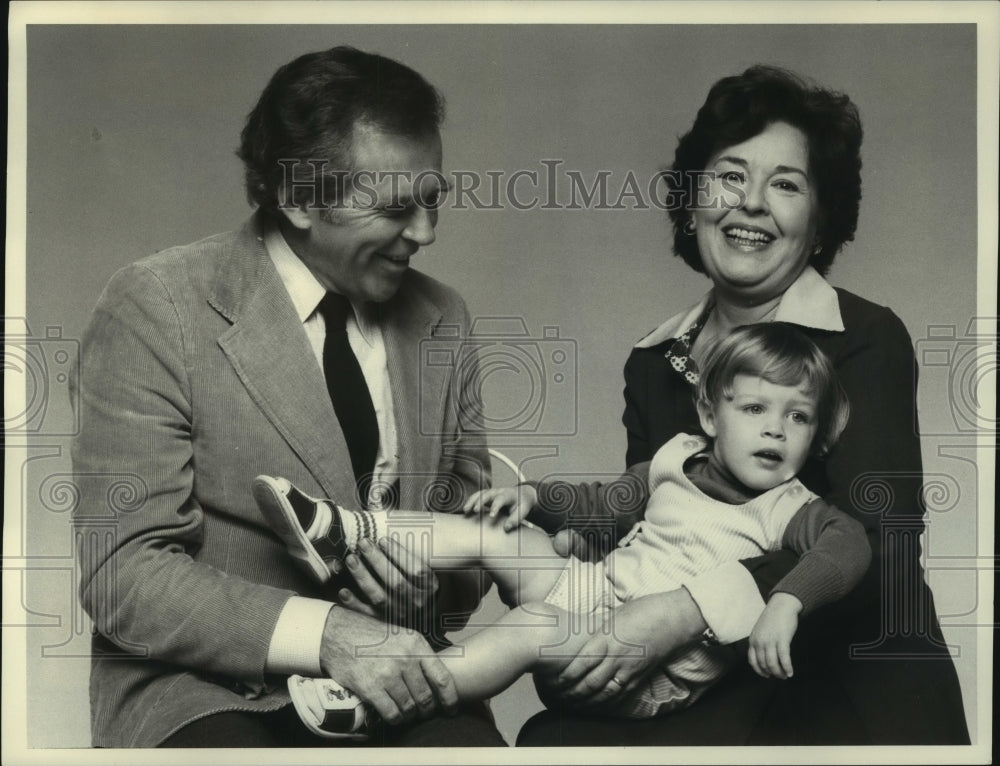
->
[287,675,374,740]
[252,475,350,583]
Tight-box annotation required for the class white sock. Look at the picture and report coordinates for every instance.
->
[306,502,388,551]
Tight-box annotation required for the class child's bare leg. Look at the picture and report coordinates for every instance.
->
[287,602,602,737]
[382,513,566,606]
[253,475,567,604]
[436,602,596,701]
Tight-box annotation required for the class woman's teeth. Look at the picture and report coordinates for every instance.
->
[725,227,773,246]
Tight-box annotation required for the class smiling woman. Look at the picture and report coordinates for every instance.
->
[692,122,819,308]
[518,64,971,746]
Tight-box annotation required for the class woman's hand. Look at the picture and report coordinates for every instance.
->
[463,485,538,532]
[747,592,802,679]
[537,588,708,708]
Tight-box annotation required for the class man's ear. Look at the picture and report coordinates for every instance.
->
[276,188,314,231]
[696,398,717,438]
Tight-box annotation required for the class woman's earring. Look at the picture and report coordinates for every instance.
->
[811,242,823,257]
[683,220,696,236]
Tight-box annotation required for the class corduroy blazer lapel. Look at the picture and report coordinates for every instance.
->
[380,288,447,511]
[209,217,356,500]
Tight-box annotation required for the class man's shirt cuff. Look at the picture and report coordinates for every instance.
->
[265,596,333,676]
[684,561,766,644]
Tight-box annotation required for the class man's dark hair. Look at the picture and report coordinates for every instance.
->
[666,65,863,276]
[237,46,445,216]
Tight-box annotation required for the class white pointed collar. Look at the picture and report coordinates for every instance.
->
[263,221,377,344]
[634,266,845,349]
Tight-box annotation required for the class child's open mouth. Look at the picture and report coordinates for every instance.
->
[753,449,784,467]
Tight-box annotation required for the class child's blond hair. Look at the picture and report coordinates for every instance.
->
[696,323,850,456]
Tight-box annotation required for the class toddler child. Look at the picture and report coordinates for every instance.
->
[253,322,871,738]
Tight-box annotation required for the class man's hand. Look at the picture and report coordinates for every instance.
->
[319,605,458,725]
[463,486,537,532]
[748,592,802,680]
[336,536,438,626]
[537,588,707,708]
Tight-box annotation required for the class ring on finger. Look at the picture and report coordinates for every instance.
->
[606,676,624,690]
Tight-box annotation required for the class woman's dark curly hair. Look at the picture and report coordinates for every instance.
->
[666,65,863,276]
[237,46,445,217]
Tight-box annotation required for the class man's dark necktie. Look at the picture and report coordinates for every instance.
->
[316,293,379,504]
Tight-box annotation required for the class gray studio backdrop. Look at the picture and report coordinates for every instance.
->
[22,24,980,747]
